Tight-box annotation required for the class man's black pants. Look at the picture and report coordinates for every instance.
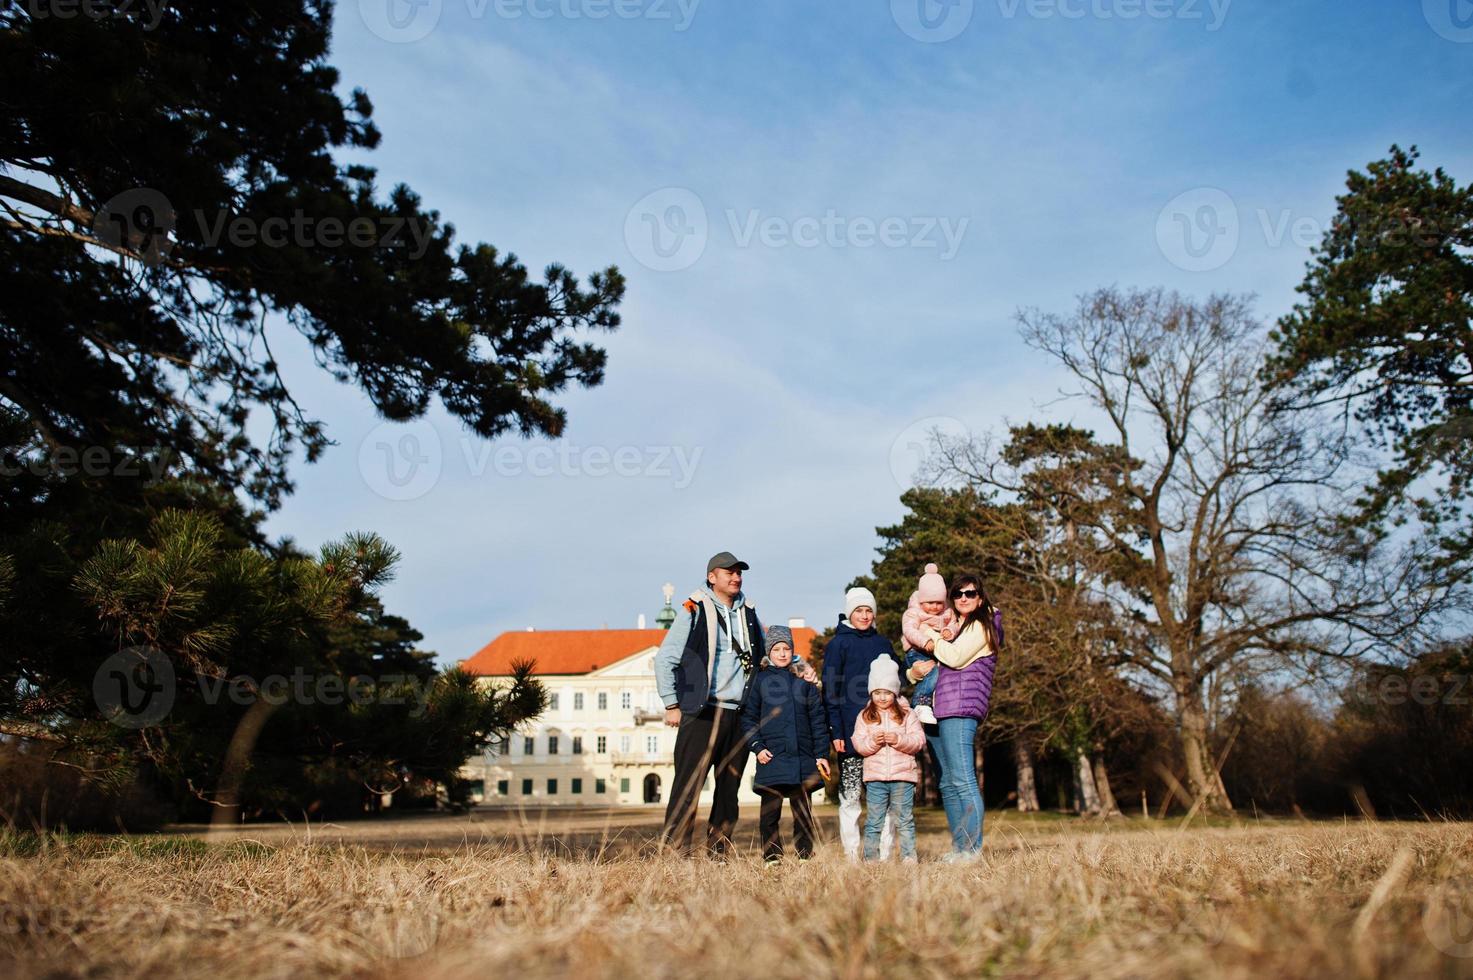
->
[661,704,749,855]
[757,779,821,860]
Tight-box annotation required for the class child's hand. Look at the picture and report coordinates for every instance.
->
[757,749,773,764]
[941,626,956,641]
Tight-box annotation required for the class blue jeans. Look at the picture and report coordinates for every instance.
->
[911,659,938,704]
[863,781,917,860]
[930,716,983,853]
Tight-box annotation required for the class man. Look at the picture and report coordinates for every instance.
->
[656,551,765,858]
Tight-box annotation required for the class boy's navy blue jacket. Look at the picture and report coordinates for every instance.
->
[821,617,898,758]
[739,665,828,788]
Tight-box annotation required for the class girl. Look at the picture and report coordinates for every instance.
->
[917,574,1001,861]
[739,626,832,864]
[901,563,956,725]
[849,656,926,863]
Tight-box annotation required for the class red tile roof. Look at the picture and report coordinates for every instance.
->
[461,626,820,677]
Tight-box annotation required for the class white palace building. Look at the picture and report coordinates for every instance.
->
[459,591,816,808]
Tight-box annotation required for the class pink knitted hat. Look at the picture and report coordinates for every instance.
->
[917,563,947,603]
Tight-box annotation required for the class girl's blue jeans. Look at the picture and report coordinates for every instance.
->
[863,780,917,860]
[928,716,983,853]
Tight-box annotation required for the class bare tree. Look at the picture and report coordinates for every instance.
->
[939,287,1450,811]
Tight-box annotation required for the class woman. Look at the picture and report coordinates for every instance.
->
[916,574,1001,860]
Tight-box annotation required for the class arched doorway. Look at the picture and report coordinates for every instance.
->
[643,772,661,804]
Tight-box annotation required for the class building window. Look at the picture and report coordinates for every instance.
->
[547,778,557,795]
[596,779,607,794]
[548,735,559,755]
[646,735,659,754]
[596,735,607,754]
[571,778,582,794]
[497,780,509,796]
[620,778,630,793]
[573,692,584,710]
[619,735,631,753]
[572,736,583,755]
[620,691,632,710]
[597,692,608,710]
[523,736,534,755]
[521,778,532,795]
[549,693,559,710]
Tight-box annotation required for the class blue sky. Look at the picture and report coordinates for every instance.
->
[260,0,1473,663]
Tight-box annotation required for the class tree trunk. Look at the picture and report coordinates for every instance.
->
[1074,748,1102,815]
[1013,739,1040,812]
[210,698,279,830]
[1092,752,1120,815]
[1177,684,1233,813]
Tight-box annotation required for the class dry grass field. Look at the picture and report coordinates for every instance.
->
[2,808,1471,979]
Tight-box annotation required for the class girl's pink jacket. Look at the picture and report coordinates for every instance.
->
[849,705,927,783]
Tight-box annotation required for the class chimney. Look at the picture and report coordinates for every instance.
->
[788,617,806,629]
[637,613,647,629]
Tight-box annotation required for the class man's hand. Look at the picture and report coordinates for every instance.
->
[664,707,681,728]
[757,749,773,764]
[816,758,831,780]
[832,739,845,754]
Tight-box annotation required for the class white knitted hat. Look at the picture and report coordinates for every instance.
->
[844,586,877,621]
[867,656,901,695]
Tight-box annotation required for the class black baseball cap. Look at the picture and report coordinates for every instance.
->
[706,551,750,574]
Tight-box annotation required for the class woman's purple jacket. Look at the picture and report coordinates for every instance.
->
[932,611,1001,721]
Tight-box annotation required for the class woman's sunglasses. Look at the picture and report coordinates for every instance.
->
[951,588,981,600]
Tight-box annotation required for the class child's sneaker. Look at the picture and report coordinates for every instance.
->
[915,703,937,725]
[763,855,782,869]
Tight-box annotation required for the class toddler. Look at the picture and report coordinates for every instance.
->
[901,563,955,725]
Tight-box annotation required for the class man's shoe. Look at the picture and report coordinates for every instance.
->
[915,704,937,725]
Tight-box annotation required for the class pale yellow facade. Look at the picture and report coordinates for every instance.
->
[460,644,762,807]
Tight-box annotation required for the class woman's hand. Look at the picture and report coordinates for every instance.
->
[757,749,773,764]
[913,659,936,678]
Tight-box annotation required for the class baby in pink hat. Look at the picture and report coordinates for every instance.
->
[900,563,955,725]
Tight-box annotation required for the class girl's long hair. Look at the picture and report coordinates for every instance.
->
[951,574,1003,652]
[860,694,904,726]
